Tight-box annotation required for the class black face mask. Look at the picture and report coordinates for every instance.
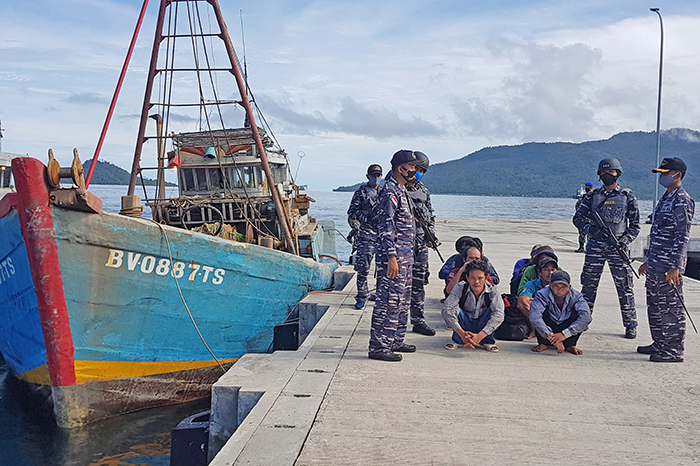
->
[401,167,417,182]
[600,173,618,186]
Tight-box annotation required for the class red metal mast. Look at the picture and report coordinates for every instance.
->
[207,0,296,253]
[127,0,169,196]
[86,0,151,188]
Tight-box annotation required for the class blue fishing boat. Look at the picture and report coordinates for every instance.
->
[0,0,338,427]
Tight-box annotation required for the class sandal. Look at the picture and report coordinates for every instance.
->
[482,343,499,352]
[445,343,464,350]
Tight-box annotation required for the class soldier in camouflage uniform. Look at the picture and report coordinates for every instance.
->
[573,158,640,339]
[638,157,695,362]
[347,164,384,309]
[406,151,437,336]
[575,182,594,252]
[368,150,420,362]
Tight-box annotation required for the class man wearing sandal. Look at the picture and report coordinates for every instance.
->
[442,259,504,352]
[529,270,592,355]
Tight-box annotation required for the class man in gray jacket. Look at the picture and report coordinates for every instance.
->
[442,259,504,352]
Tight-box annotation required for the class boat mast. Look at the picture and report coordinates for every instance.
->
[127,0,297,253]
[209,0,296,253]
[86,0,151,188]
[127,0,168,197]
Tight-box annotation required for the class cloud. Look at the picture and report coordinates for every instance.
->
[452,39,602,141]
[0,72,30,82]
[258,95,442,139]
[166,113,199,124]
[65,92,108,105]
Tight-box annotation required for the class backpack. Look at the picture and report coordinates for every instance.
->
[509,258,529,295]
[495,293,530,341]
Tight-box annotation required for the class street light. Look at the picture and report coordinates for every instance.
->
[650,7,664,222]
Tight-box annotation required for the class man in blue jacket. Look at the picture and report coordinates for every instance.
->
[529,270,592,355]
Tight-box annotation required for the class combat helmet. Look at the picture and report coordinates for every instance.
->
[597,158,623,174]
[413,151,430,173]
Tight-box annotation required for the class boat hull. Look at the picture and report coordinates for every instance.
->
[0,157,337,426]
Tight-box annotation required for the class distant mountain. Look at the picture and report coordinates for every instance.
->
[83,159,175,186]
[334,180,386,192]
[335,129,700,200]
[334,182,363,192]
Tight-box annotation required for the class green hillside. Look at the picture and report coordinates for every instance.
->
[336,129,700,200]
[83,159,175,186]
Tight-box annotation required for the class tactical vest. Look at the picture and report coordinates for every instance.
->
[406,183,429,221]
[591,188,631,237]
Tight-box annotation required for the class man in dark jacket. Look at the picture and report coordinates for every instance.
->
[347,164,383,309]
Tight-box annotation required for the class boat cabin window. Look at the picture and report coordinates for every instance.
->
[227,167,243,188]
[0,167,11,188]
[181,168,195,191]
[244,167,257,187]
[272,166,287,184]
[195,168,208,191]
[209,168,224,189]
[179,165,265,194]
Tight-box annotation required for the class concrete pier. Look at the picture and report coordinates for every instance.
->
[210,218,700,465]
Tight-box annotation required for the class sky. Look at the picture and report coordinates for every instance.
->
[2,0,700,190]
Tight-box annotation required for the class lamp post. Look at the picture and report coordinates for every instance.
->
[650,7,664,222]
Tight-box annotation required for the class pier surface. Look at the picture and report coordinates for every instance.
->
[211,218,700,465]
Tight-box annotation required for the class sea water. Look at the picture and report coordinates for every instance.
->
[0,186,656,465]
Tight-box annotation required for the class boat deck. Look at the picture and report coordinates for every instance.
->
[209,218,700,465]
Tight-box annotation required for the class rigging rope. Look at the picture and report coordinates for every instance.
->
[151,219,226,374]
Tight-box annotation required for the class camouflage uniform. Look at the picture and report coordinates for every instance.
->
[575,194,587,250]
[573,185,640,329]
[406,181,435,326]
[347,183,382,303]
[369,175,415,355]
[645,186,695,358]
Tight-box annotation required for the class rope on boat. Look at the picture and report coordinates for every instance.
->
[151,219,227,374]
[184,0,282,242]
[318,254,342,266]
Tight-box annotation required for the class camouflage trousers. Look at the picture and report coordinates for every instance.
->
[645,269,685,358]
[410,242,429,325]
[353,236,377,301]
[580,240,638,329]
[369,254,413,354]
[577,229,587,249]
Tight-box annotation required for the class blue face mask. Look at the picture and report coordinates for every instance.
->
[415,171,423,182]
[659,174,675,187]
[368,176,380,187]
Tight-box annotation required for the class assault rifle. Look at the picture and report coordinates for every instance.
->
[415,215,444,262]
[671,284,698,333]
[591,210,639,279]
[347,227,358,265]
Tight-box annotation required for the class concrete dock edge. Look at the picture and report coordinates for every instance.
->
[208,265,359,464]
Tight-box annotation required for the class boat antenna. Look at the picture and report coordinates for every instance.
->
[295,151,305,182]
[240,9,248,81]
